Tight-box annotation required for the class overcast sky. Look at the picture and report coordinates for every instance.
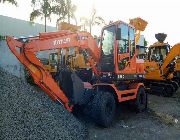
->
[0,0,180,45]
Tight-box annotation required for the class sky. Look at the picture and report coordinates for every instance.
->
[0,0,180,45]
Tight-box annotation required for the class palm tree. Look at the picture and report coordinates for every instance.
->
[53,0,77,27]
[30,0,52,32]
[0,0,17,6]
[30,0,72,32]
[80,8,105,34]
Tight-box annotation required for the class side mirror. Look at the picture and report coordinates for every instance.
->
[116,28,121,40]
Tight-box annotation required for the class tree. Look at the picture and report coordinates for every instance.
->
[51,0,67,28]
[0,0,17,6]
[144,38,148,46]
[30,0,67,32]
[66,0,77,24]
[53,0,77,26]
[30,0,52,32]
[80,8,105,34]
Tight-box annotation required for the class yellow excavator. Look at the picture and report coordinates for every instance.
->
[44,48,91,73]
[144,33,180,96]
[43,22,91,74]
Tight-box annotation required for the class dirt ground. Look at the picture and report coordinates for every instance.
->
[79,89,180,140]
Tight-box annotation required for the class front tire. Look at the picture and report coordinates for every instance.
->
[91,91,116,127]
[134,86,147,112]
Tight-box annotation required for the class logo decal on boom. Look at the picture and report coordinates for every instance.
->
[53,38,70,45]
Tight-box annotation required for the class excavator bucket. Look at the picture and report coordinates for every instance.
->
[58,22,81,32]
[58,68,93,105]
[129,17,148,31]
[155,33,167,42]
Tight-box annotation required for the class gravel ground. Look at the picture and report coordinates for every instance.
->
[0,68,87,140]
[149,89,180,114]
[76,91,180,140]
[82,104,180,140]
[149,91,180,128]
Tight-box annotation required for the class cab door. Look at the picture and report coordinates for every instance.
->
[100,25,116,72]
[116,24,136,74]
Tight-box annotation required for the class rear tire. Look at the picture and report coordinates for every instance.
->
[91,91,116,127]
[134,86,147,112]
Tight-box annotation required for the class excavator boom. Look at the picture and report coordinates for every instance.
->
[161,43,180,71]
[6,31,100,111]
[6,36,72,111]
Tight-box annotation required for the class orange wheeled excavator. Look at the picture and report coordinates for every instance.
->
[6,18,147,127]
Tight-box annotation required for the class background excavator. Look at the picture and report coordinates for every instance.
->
[41,22,94,77]
[6,17,148,127]
[144,33,180,96]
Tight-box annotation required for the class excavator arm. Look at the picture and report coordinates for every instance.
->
[161,43,180,73]
[6,31,100,111]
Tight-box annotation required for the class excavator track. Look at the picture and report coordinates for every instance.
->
[145,80,179,97]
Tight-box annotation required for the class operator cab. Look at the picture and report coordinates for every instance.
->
[147,33,170,63]
[99,21,139,81]
[148,43,170,62]
[49,52,58,65]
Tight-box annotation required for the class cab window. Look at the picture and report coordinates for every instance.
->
[118,24,129,54]
[129,27,135,58]
[102,25,116,55]
[50,53,58,63]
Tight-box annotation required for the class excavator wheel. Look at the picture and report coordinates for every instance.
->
[91,91,116,127]
[133,86,147,112]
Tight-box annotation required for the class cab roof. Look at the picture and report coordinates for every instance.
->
[149,41,169,48]
[102,20,135,30]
